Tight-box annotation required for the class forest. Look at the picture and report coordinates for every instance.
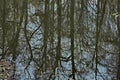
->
[0,0,120,80]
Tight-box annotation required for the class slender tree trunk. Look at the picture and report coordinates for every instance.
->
[48,0,61,79]
[70,0,75,79]
[12,4,21,60]
[1,0,6,58]
[50,0,55,55]
[23,0,33,69]
[56,0,61,68]
[95,0,100,80]
[117,0,120,79]
[43,0,49,79]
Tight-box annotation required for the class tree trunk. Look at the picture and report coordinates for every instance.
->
[70,0,75,79]
[1,0,6,58]
[95,0,100,80]
[43,0,49,79]
[23,0,33,69]
[56,0,61,68]
[117,0,120,79]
